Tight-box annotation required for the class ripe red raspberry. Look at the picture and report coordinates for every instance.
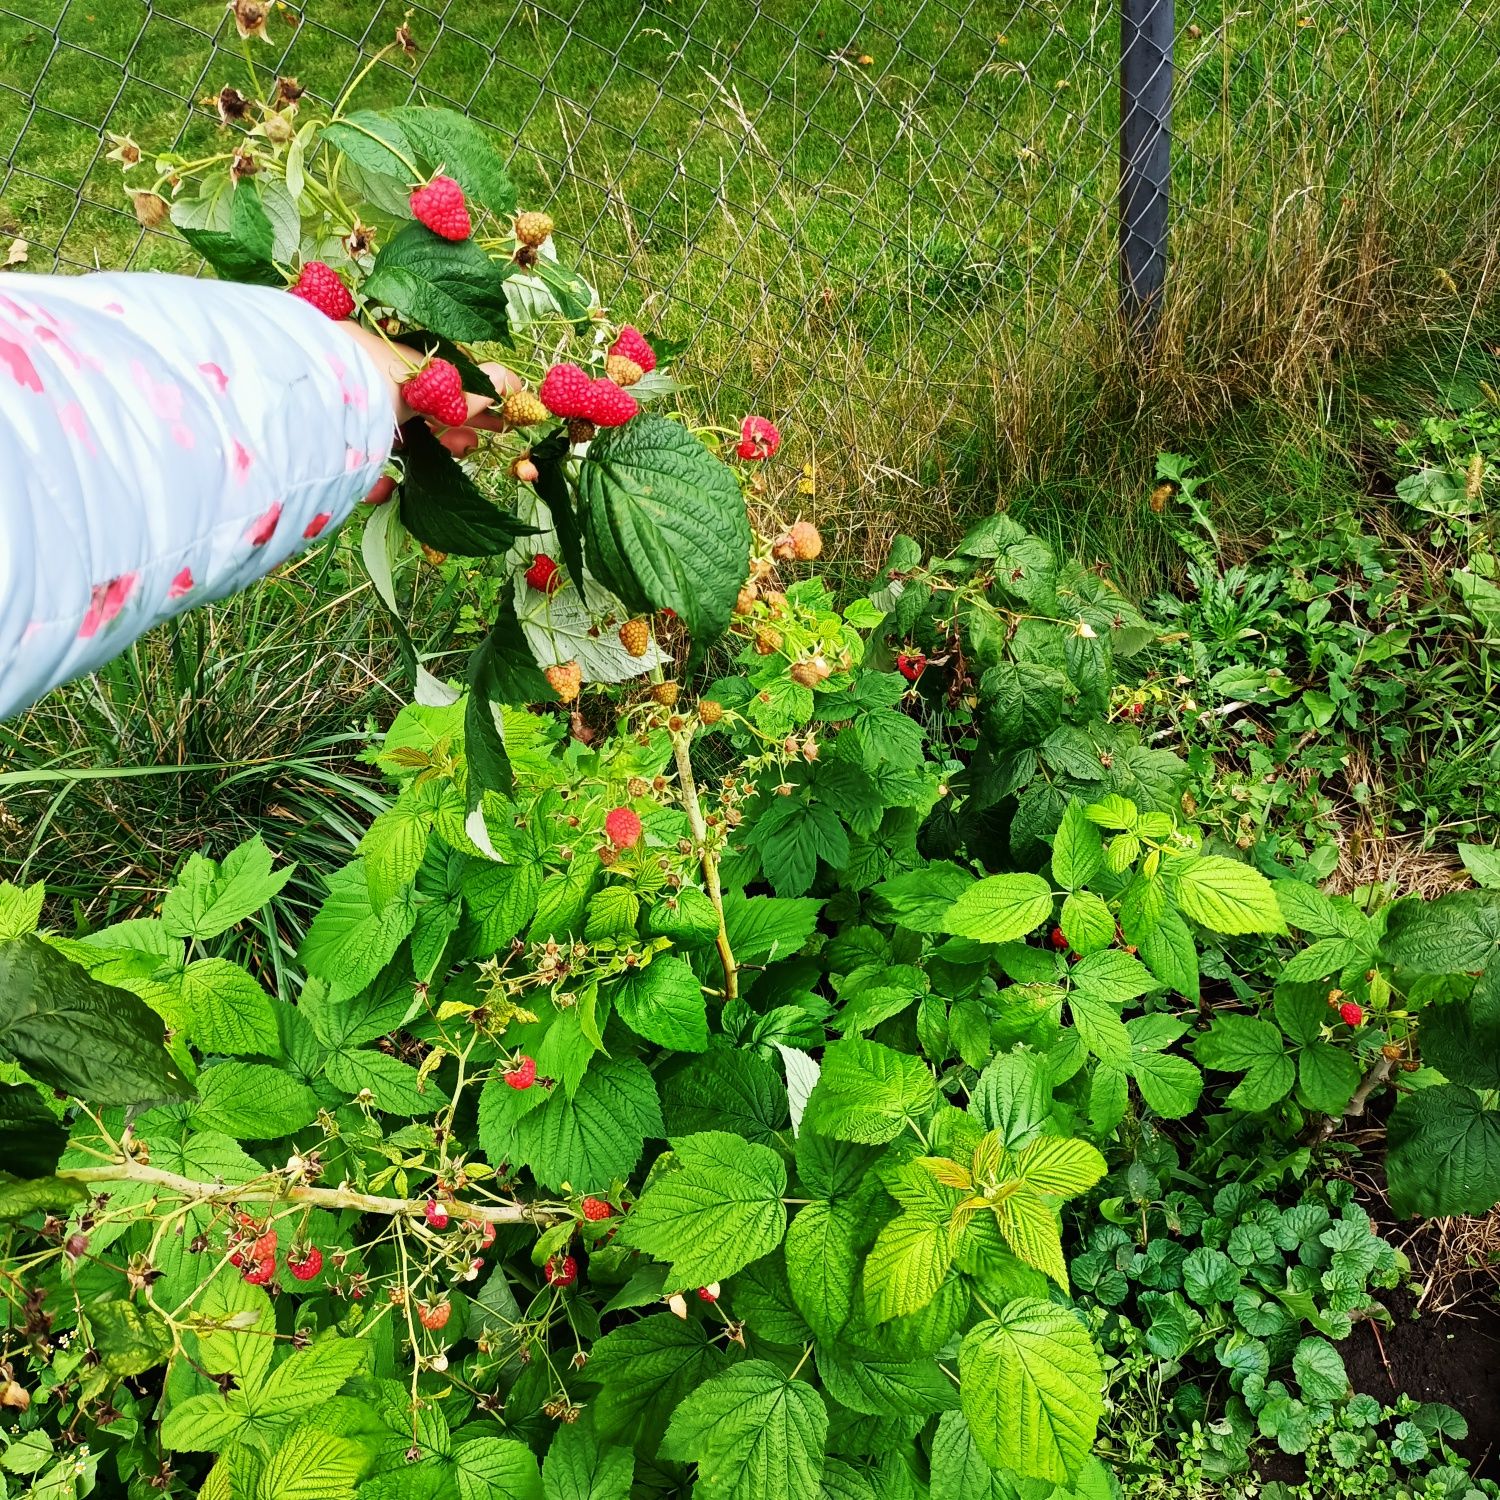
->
[736,414,781,460]
[585,378,639,428]
[251,1230,278,1262]
[409,174,472,240]
[604,807,643,850]
[538,363,593,419]
[545,1254,578,1287]
[1338,1001,1364,1027]
[418,1299,452,1330]
[403,358,468,427]
[480,1219,497,1247]
[608,326,657,373]
[1050,927,1069,949]
[896,652,926,682]
[697,1283,721,1302]
[242,1256,275,1285]
[505,1055,538,1090]
[287,1246,323,1281]
[424,1199,450,1230]
[525,554,562,593]
[289,261,354,320]
[581,1197,614,1221]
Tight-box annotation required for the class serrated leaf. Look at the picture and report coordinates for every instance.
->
[1291,1337,1348,1403]
[612,956,707,1051]
[785,1200,860,1340]
[505,1056,662,1192]
[661,1361,827,1500]
[162,838,294,940]
[0,935,191,1107]
[1172,857,1286,935]
[957,1299,1102,1483]
[1051,800,1104,891]
[297,862,418,1002]
[621,1131,786,1288]
[542,1420,633,1500]
[941,875,1053,945]
[864,1211,957,1321]
[188,1062,319,1139]
[364,224,511,342]
[802,1038,938,1144]
[179,959,281,1057]
[1386,1084,1500,1216]
[813,1345,957,1419]
[588,1314,732,1446]
[1059,891,1114,957]
[577,414,751,651]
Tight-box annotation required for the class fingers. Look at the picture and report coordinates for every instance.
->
[440,425,480,459]
[363,475,397,506]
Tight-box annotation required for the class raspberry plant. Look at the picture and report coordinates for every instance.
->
[6,33,1500,1500]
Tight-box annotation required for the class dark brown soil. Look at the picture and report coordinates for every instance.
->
[1251,1287,1500,1487]
[1345,1285,1500,1479]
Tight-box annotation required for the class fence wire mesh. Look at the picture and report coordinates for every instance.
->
[3,1,1497,550]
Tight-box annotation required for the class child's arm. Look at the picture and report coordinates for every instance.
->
[0,272,400,720]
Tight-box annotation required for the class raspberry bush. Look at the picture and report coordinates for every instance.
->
[6,36,1500,1500]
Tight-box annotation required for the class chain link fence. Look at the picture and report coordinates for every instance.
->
[3,1,1498,550]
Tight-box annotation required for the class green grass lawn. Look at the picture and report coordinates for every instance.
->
[3,0,1497,573]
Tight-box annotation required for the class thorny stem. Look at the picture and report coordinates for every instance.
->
[669,725,738,1002]
[1311,1054,1395,1143]
[60,1157,569,1228]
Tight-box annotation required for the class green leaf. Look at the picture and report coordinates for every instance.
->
[454,1437,543,1500]
[179,959,281,1057]
[463,855,543,957]
[86,1299,173,1377]
[785,1200,860,1339]
[748,797,850,898]
[1013,1135,1107,1197]
[814,1345,957,1419]
[176,180,278,285]
[621,1131,786,1288]
[1136,907,1200,1001]
[542,1420,633,1500]
[1458,843,1500,890]
[1051,800,1104,891]
[1291,1337,1348,1403]
[1272,879,1370,939]
[0,879,44,941]
[1059,891,1114,957]
[1172,857,1286,935]
[399,419,536,556]
[663,1042,789,1144]
[864,1210,957,1321]
[1182,1246,1241,1305]
[1384,890,1500,973]
[1420,1001,1500,1090]
[383,107,516,217]
[609,954,702,1050]
[256,1339,368,1416]
[507,1056,663,1192]
[1386,1084,1500,1216]
[253,1418,370,1500]
[1194,1014,1296,1110]
[661,1360,827,1500]
[577,414,751,651]
[364,223,511,341]
[1070,949,1157,1004]
[968,1052,1049,1150]
[297,862,418,1002]
[1295,1042,1361,1117]
[188,1062,319,1139]
[0,1083,66,1176]
[803,1038,938,1144]
[587,1314,732,1446]
[1281,937,1370,983]
[0,1173,86,1219]
[941,875,1053,945]
[162,838,294,940]
[992,1188,1069,1288]
[957,1298,1102,1483]
[929,1409,1021,1500]
[722,893,824,964]
[0,934,191,1106]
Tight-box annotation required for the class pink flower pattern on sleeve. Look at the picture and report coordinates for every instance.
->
[0,272,397,721]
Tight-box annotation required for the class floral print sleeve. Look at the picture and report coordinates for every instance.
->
[0,271,395,720]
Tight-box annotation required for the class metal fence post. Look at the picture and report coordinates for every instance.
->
[1119,0,1173,331]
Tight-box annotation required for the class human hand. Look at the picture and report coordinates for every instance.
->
[334,320,520,505]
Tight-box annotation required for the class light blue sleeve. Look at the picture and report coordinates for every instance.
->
[0,271,396,720]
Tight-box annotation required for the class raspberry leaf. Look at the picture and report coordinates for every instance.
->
[576,415,751,653]
[173,180,279,287]
[661,1361,827,1500]
[620,1131,787,1289]
[957,1298,1102,1483]
[398,420,537,557]
[364,225,512,343]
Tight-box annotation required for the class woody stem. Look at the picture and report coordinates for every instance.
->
[670,726,738,1003]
